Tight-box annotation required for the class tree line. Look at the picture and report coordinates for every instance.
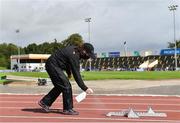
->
[0,33,180,69]
[0,33,84,69]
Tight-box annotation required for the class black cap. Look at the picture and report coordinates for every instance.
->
[83,43,96,59]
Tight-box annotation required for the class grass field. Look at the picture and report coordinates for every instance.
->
[0,67,6,70]
[0,80,4,83]
[1,71,180,80]
[0,79,9,84]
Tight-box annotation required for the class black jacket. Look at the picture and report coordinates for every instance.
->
[46,46,88,91]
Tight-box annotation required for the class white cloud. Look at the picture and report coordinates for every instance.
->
[0,0,180,54]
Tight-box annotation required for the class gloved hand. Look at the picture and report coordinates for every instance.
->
[86,88,94,94]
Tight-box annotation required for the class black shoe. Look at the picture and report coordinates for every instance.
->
[61,109,79,115]
[38,100,50,112]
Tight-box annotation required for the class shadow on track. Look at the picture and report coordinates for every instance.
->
[21,108,62,114]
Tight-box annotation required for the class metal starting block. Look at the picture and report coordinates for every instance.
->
[106,107,167,118]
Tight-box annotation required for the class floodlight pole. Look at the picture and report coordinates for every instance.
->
[85,18,92,71]
[16,29,20,72]
[123,41,127,56]
[168,5,178,70]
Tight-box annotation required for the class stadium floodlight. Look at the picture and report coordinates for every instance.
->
[85,18,91,43]
[168,5,178,70]
[85,18,92,71]
[16,29,20,72]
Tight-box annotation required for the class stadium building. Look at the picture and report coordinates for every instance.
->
[10,54,50,72]
[10,48,180,72]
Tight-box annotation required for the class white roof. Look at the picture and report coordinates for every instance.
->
[10,54,51,59]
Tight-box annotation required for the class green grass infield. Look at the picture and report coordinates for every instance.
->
[1,71,180,80]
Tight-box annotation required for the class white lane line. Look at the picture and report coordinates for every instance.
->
[1,97,180,101]
[0,115,179,122]
[1,101,180,106]
[0,107,180,113]
[1,93,180,97]
[0,122,129,123]
[0,122,95,123]
[0,101,62,104]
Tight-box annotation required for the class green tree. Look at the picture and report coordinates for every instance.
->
[168,40,180,48]
[24,43,38,54]
[0,33,84,68]
[51,39,64,53]
[7,43,18,56]
[39,42,51,54]
[62,33,84,46]
[0,43,18,68]
[24,40,63,54]
[0,54,7,67]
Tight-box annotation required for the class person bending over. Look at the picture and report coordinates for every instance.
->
[38,43,95,115]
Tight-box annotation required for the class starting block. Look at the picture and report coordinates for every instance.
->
[106,107,167,118]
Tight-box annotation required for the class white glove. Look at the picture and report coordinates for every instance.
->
[86,88,94,94]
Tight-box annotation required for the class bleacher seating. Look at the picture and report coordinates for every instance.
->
[81,55,180,71]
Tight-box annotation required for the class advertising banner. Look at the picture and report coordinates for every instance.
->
[160,48,180,55]
[108,52,120,57]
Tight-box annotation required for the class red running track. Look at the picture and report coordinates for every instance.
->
[0,94,180,122]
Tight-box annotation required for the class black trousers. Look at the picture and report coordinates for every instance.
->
[41,62,73,110]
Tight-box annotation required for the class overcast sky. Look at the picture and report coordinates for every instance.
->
[0,0,180,54]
